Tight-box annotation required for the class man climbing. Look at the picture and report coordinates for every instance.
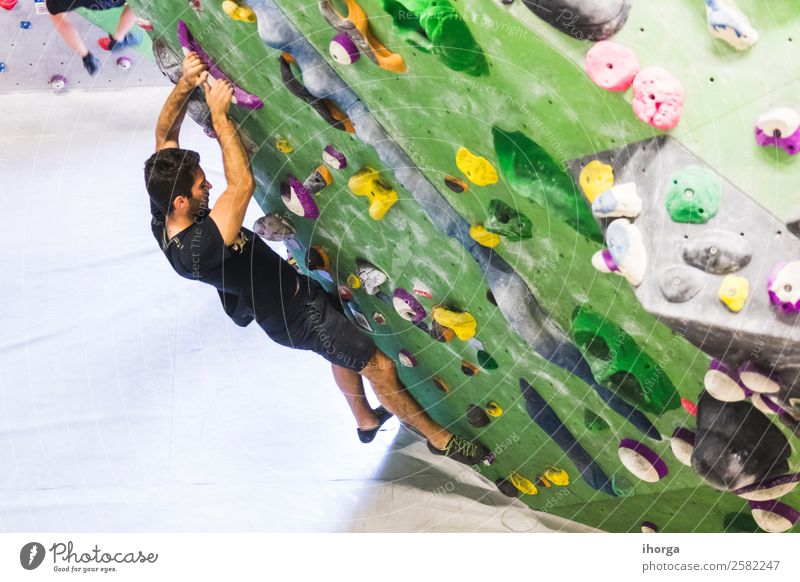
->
[46,1,141,76]
[143,52,491,466]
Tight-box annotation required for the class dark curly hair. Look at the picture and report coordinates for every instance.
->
[143,148,201,215]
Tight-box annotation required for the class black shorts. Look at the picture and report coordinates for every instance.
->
[46,0,126,15]
[260,277,376,372]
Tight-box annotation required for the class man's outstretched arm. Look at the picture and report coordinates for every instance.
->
[206,81,256,246]
[154,51,207,151]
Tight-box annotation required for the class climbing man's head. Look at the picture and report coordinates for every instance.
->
[144,148,208,216]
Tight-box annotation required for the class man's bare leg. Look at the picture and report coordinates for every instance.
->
[50,13,88,57]
[359,349,451,449]
[112,5,137,42]
[331,364,381,430]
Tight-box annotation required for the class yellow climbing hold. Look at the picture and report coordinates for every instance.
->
[579,160,614,202]
[276,138,293,153]
[348,166,399,221]
[222,1,257,23]
[485,401,503,417]
[719,274,749,312]
[509,472,539,495]
[456,147,499,186]
[544,466,570,486]
[432,307,477,341]
[347,273,362,289]
[470,224,501,248]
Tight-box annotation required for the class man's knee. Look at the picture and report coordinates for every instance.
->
[361,348,396,381]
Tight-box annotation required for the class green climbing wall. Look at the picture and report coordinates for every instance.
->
[129,0,800,533]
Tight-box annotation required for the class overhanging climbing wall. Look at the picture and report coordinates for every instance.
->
[128,0,800,533]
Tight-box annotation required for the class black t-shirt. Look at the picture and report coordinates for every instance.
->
[151,205,299,329]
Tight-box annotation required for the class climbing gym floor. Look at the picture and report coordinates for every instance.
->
[0,86,590,533]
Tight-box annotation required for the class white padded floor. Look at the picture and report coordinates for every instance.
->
[0,86,590,533]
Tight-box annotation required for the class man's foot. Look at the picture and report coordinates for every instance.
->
[427,434,492,466]
[82,53,101,76]
[357,406,393,444]
[98,30,142,52]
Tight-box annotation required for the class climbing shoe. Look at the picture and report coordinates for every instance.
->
[99,30,142,52]
[82,52,101,76]
[357,406,393,444]
[427,434,491,466]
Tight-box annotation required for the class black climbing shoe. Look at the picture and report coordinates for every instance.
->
[428,434,491,466]
[357,406,393,444]
[82,52,101,76]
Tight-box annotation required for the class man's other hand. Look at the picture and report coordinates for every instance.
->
[205,80,234,119]
[180,51,208,88]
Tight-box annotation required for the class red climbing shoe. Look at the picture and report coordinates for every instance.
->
[98,31,142,52]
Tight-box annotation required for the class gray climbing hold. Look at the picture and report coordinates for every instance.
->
[682,230,752,274]
[657,265,705,303]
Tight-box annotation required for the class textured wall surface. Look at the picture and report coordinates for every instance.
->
[124,0,800,533]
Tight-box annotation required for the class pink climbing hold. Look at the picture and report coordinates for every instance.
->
[631,67,684,130]
[585,41,639,92]
[0,0,18,10]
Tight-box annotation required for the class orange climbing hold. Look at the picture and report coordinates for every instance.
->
[319,0,406,73]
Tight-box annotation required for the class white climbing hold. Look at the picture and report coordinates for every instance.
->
[619,439,669,483]
[670,428,695,467]
[606,218,647,286]
[755,108,800,139]
[705,0,758,51]
[738,361,781,394]
[591,182,642,218]
[704,359,749,402]
[591,249,622,276]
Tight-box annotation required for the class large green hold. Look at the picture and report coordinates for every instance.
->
[493,127,604,243]
[665,165,722,224]
[484,199,533,241]
[382,0,488,76]
[571,306,681,416]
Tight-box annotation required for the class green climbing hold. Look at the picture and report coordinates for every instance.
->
[572,306,681,416]
[584,409,610,432]
[381,0,488,76]
[477,350,498,370]
[484,199,533,241]
[612,475,635,497]
[665,165,721,224]
[493,127,603,243]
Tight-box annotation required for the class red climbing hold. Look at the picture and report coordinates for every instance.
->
[681,397,697,417]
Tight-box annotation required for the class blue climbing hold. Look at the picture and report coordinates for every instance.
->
[0,62,6,73]
[20,20,31,29]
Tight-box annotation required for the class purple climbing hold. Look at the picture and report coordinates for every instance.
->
[116,56,132,70]
[49,74,67,92]
[703,359,752,402]
[392,288,426,323]
[176,20,263,110]
[755,108,800,155]
[281,178,320,219]
[329,32,360,65]
[398,349,417,367]
[737,361,781,394]
[322,144,347,169]
[767,261,800,314]
[618,439,669,482]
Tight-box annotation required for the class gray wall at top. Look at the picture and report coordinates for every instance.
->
[0,1,167,93]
